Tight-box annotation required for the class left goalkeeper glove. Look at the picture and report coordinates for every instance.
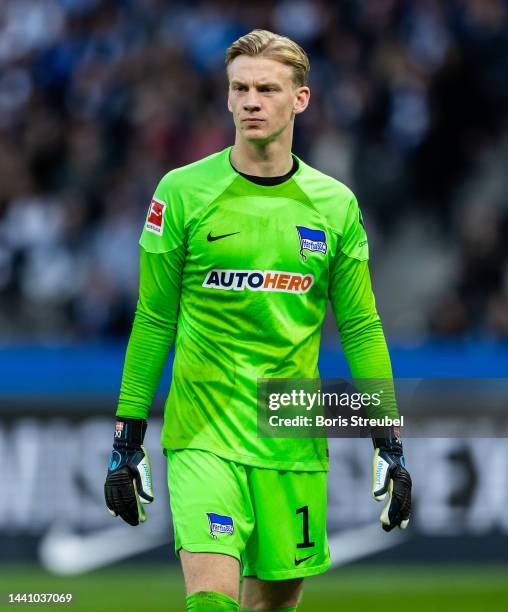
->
[371,426,411,532]
[104,417,154,526]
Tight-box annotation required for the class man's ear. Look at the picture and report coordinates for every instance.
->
[294,86,310,115]
[227,91,233,113]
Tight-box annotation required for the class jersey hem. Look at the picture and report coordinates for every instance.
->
[163,442,329,472]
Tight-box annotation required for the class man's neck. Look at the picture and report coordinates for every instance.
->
[230,137,293,177]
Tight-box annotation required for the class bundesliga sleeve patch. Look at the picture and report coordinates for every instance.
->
[145,197,166,235]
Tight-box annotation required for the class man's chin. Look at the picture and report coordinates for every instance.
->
[243,128,267,139]
[242,128,276,145]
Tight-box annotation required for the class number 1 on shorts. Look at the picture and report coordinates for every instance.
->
[296,505,315,549]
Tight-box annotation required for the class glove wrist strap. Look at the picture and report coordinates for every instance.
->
[113,417,147,447]
[371,424,403,455]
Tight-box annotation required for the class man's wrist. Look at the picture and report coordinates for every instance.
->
[371,425,403,455]
[113,417,147,447]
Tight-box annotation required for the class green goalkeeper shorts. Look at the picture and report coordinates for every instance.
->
[166,448,330,580]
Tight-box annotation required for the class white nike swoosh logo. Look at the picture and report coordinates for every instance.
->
[39,525,172,575]
[328,522,407,567]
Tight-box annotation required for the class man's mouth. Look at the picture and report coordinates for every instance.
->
[242,118,264,124]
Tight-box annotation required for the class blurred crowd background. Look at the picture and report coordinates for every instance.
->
[1,3,508,595]
[0,0,507,342]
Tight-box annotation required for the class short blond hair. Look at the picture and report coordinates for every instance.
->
[225,29,310,87]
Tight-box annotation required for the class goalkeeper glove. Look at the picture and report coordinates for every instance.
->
[104,417,154,526]
[371,425,411,532]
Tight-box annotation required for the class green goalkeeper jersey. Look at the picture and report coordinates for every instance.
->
[117,147,395,471]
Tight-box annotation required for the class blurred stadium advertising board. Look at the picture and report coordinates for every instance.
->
[1,411,508,572]
[1,344,507,572]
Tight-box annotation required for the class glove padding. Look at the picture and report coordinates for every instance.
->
[372,427,412,532]
[105,418,154,526]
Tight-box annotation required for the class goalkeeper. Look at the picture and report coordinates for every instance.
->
[104,29,411,612]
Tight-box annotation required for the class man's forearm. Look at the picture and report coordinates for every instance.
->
[116,305,175,419]
[330,250,398,420]
[117,247,184,419]
[340,315,398,420]
[340,315,392,378]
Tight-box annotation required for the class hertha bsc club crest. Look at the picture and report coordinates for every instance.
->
[296,226,327,261]
[206,512,234,539]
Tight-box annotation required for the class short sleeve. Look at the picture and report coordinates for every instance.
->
[139,172,185,254]
[339,196,369,261]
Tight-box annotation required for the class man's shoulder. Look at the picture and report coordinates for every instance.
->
[295,158,355,205]
[158,148,234,194]
[294,159,357,234]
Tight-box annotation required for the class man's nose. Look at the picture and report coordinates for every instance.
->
[243,90,261,111]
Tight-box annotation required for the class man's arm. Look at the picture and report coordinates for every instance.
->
[329,197,396,418]
[105,175,186,525]
[329,196,411,531]
[116,245,184,418]
[104,246,184,525]
[118,174,187,417]
[330,255,392,372]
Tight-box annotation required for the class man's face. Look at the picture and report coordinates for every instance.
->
[227,55,309,145]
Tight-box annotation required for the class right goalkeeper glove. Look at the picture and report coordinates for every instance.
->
[104,417,154,526]
[371,425,412,532]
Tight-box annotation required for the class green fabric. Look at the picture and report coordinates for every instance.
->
[117,146,397,469]
[186,591,239,611]
[167,449,330,580]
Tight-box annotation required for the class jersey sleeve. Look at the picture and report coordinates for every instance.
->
[139,172,185,254]
[339,193,369,261]
[116,176,185,419]
[329,196,398,418]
